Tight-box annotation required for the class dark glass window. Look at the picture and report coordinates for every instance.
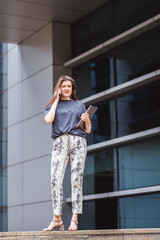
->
[115,26,160,85]
[72,0,160,231]
[117,80,160,137]
[118,137,160,190]
[0,130,7,169]
[112,0,160,38]
[74,25,160,98]
[79,198,118,230]
[0,91,7,130]
[73,25,160,144]
[76,79,160,145]
[72,0,160,57]
[84,137,160,196]
[79,193,160,230]
[74,51,113,99]
[0,169,7,207]
[119,194,160,228]
[72,1,112,57]
[0,207,7,231]
[87,101,114,145]
[84,149,116,195]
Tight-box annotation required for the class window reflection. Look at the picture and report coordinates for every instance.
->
[74,53,113,99]
[78,199,118,230]
[0,169,7,207]
[72,0,160,57]
[84,137,160,195]
[115,26,160,84]
[84,149,116,195]
[72,0,160,231]
[87,101,114,145]
[119,194,160,228]
[117,81,160,137]
[74,26,160,97]
[79,193,160,230]
[0,207,7,232]
[72,1,112,57]
[118,137,160,190]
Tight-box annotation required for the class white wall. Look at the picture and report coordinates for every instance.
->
[7,21,73,231]
[7,23,53,231]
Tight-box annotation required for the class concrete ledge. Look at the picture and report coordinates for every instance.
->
[1,229,160,240]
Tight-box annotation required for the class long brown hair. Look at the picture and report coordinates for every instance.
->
[47,75,78,106]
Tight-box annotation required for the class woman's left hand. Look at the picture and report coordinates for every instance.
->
[81,113,91,133]
[81,113,90,123]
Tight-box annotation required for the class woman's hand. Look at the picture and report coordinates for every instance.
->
[55,89,61,103]
[81,113,91,133]
[44,90,61,124]
[81,113,89,123]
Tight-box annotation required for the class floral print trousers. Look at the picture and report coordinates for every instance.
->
[51,133,87,215]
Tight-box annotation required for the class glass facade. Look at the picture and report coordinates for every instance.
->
[0,43,8,232]
[84,149,116,195]
[72,0,160,57]
[81,137,160,230]
[72,0,160,230]
[74,25,160,100]
[119,194,160,228]
[79,193,160,229]
[119,137,160,190]
[84,136,160,194]
[117,81,160,137]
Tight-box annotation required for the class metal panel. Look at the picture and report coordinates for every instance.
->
[81,70,160,106]
[0,0,109,43]
[0,13,47,31]
[65,185,160,203]
[87,127,160,153]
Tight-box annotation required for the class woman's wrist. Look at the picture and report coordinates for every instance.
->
[51,100,58,109]
[85,121,91,134]
[85,121,91,128]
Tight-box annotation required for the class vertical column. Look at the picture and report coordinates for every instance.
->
[7,23,54,231]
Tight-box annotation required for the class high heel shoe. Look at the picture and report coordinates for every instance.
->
[68,219,78,231]
[43,220,64,231]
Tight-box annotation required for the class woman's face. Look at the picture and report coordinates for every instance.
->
[60,80,72,98]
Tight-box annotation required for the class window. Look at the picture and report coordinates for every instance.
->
[72,0,160,57]
[78,193,160,229]
[84,149,116,195]
[72,0,160,230]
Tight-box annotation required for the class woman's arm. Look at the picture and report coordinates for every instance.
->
[80,113,92,134]
[44,100,58,124]
[44,90,61,124]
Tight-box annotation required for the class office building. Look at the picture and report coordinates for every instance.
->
[0,0,160,231]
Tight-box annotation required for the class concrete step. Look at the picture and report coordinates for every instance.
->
[0,229,160,240]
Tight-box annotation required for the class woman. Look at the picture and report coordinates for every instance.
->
[43,75,91,231]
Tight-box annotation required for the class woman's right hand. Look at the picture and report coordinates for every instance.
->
[55,89,61,102]
[44,90,61,124]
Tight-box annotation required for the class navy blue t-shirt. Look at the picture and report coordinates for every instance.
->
[45,99,86,139]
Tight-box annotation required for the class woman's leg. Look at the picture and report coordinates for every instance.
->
[51,135,69,216]
[43,135,69,231]
[43,214,64,231]
[69,135,87,230]
[68,213,78,231]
